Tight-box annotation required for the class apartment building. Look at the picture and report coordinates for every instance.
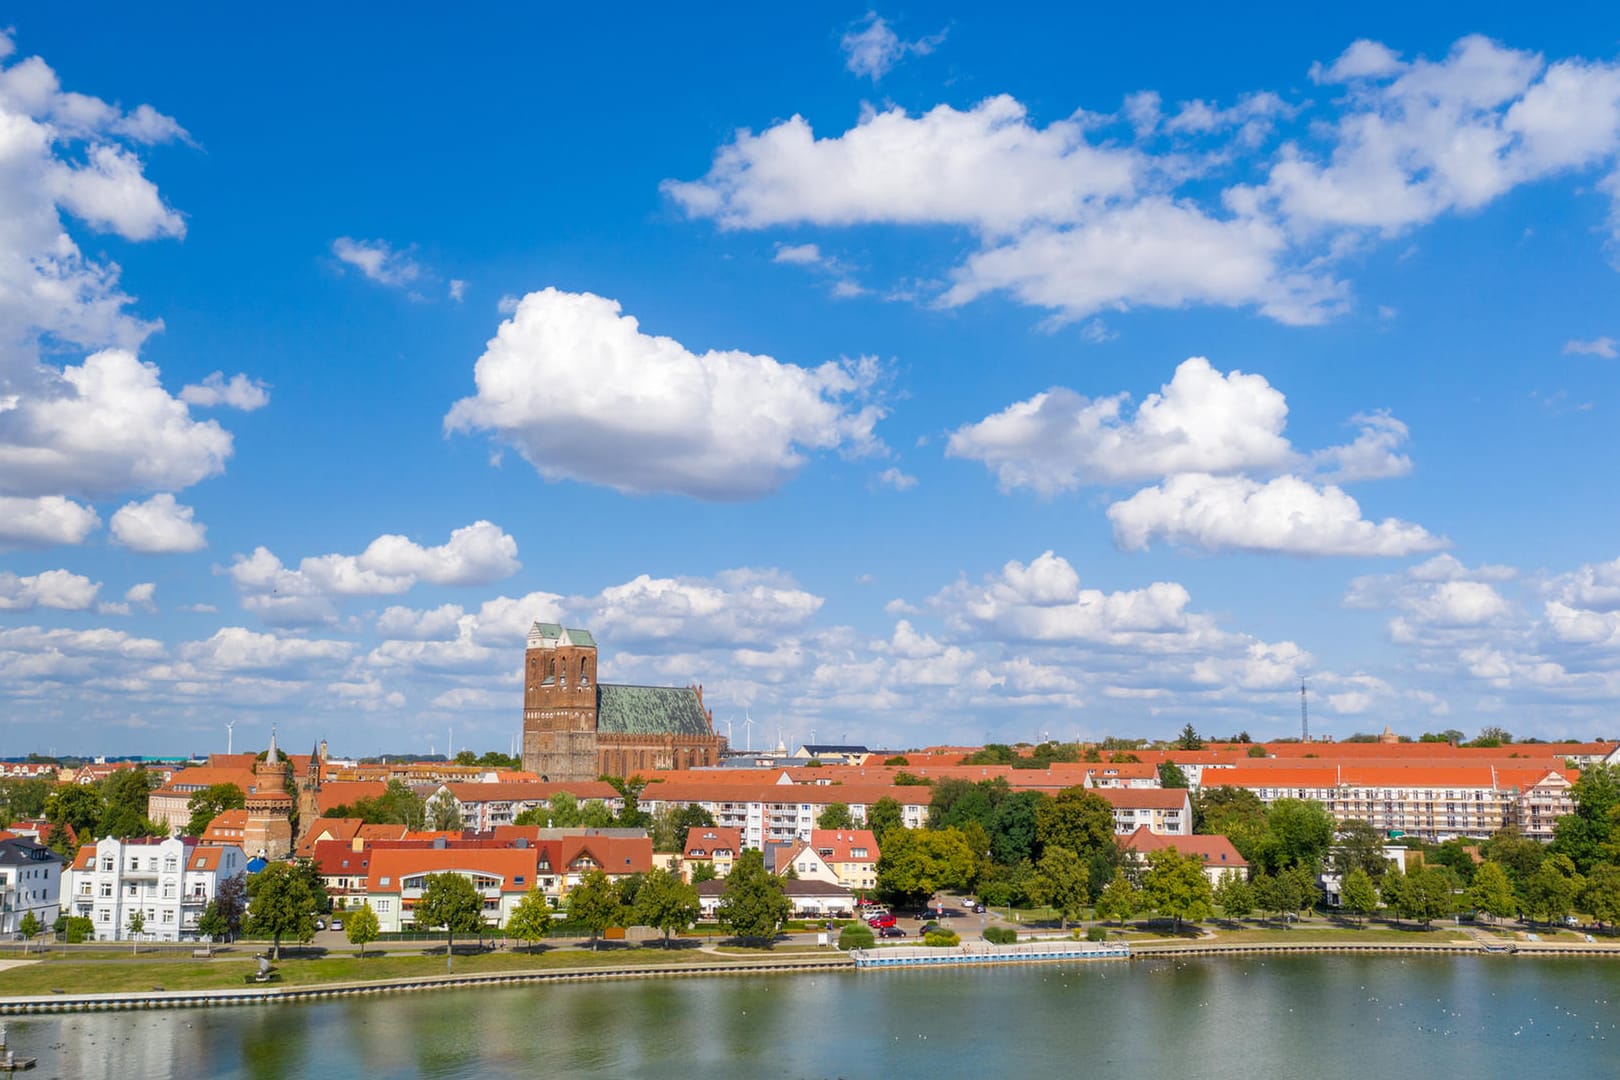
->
[1203,766,1576,842]
[0,837,63,935]
[779,829,879,894]
[1093,787,1192,836]
[64,836,246,941]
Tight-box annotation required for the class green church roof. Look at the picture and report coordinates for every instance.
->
[597,684,712,737]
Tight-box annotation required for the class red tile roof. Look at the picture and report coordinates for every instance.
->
[1118,827,1247,868]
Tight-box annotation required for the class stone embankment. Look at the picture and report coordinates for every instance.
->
[0,953,854,1015]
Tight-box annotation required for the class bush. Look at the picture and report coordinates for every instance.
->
[1085,926,1108,942]
[983,926,1018,945]
[64,916,94,944]
[922,930,960,948]
[838,924,875,950]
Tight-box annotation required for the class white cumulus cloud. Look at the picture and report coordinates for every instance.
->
[0,496,99,548]
[1107,473,1446,556]
[179,372,270,411]
[445,288,886,500]
[110,493,207,553]
[0,568,100,610]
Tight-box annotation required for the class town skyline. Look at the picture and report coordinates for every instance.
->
[6,6,1620,756]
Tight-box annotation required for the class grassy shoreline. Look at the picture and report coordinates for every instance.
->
[4,926,1616,1004]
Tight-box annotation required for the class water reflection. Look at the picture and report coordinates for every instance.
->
[7,958,1618,1080]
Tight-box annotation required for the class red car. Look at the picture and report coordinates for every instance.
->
[867,914,897,928]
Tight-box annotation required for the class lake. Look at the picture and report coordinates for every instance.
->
[7,955,1618,1079]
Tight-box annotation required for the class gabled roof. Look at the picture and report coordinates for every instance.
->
[808,829,878,864]
[683,827,742,858]
[1118,827,1247,867]
[1091,787,1192,810]
[596,684,712,737]
[0,837,61,867]
[364,847,542,893]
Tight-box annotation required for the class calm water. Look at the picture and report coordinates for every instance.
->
[8,956,1619,1079]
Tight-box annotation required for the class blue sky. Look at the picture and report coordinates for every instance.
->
[5,5,1620,756]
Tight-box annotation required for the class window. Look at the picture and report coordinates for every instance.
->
[99,882,112,897]
[375,899,391,913]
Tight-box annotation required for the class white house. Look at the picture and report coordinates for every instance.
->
[0,837,63,935]
[64,836,246,942]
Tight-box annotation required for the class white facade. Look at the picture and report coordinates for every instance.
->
[0,839,62,935]
[65,837,246,942]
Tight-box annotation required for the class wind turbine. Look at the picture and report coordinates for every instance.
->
[225,719,235,756]
[742,713,756,753]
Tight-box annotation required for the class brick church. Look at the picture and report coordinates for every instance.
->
[520,622,727,782]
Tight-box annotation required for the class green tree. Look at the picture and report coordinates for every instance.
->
[126,908,145,948]
[1339,867,1378,926]
[1256,799,1335,874]
[185,783,247,838]
[416,872,487,960]
[1028,845,1090,929]
[1521,854,1583,926]
[602,775,650,828]
[44,784,103,846]
[345,903,380,957]
[1404,867,1458,927]
[579,799,615,829]
[634,866,701,947]
[1578,863,1620,927]
[1431,838,1478,886]
[1193,787,1270,862]
[1246,745,1269,758]
[716,849,791,945]
[1176,724,1204,751]
[328,779,425,829]
[425,790,464,832]
[1481,827,1545,890]
[567,869,624,950]
[1467,726,1513,748]
[930,778,1002,832]
[866,797,904,845]
[1140,847,1213,929]
[1213,872,1254,921]
[1551,763,1620,874]
[1034,787,1115,862]
[1093,872,1139,925]
[1468,861,1517,923]
[64,916,94,944]
[197,900,229,942]
[1331,820,1391,881]
[875,827,977,908]
[0,776,52,823]
[245,861,322,960]
[1157,761,1190,789]
[883,756,910,766]
[99,766,162,839]
[18,911,40,945]
[690,861,718,884]
[505,886,554,951]
[892,771,931,786]
[671,805,715,850]
[817,802,855,830]
[989,790,1045,866]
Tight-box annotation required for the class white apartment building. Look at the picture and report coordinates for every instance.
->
[65,836,247,942]
[0,838,63,935]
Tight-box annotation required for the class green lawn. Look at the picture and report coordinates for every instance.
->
[1145,925,1466,945]
[0,945,746,997]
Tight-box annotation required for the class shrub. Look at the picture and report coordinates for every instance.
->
[64,916,94,944]
[983,926,1018,945]
[838,924,875,950]
[922,929,961,947]
[1085,926,1108,942]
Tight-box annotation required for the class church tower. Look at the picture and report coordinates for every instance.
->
[520,623,600,782]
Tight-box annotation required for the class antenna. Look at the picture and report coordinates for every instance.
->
[1300,678,1309,743]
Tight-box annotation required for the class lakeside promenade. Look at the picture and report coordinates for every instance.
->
[5,925,1619,1015]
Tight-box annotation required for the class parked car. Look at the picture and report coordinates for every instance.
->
[973,903,986,914]
[918,921,942,937]
[878,925,906,938]
[331,918,344,932]
[868,914,897,928]
[314,918,327,931]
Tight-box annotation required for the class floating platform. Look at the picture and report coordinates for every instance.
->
[851,941,1130,969]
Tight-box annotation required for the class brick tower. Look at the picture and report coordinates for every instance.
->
[521,623,600,782]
